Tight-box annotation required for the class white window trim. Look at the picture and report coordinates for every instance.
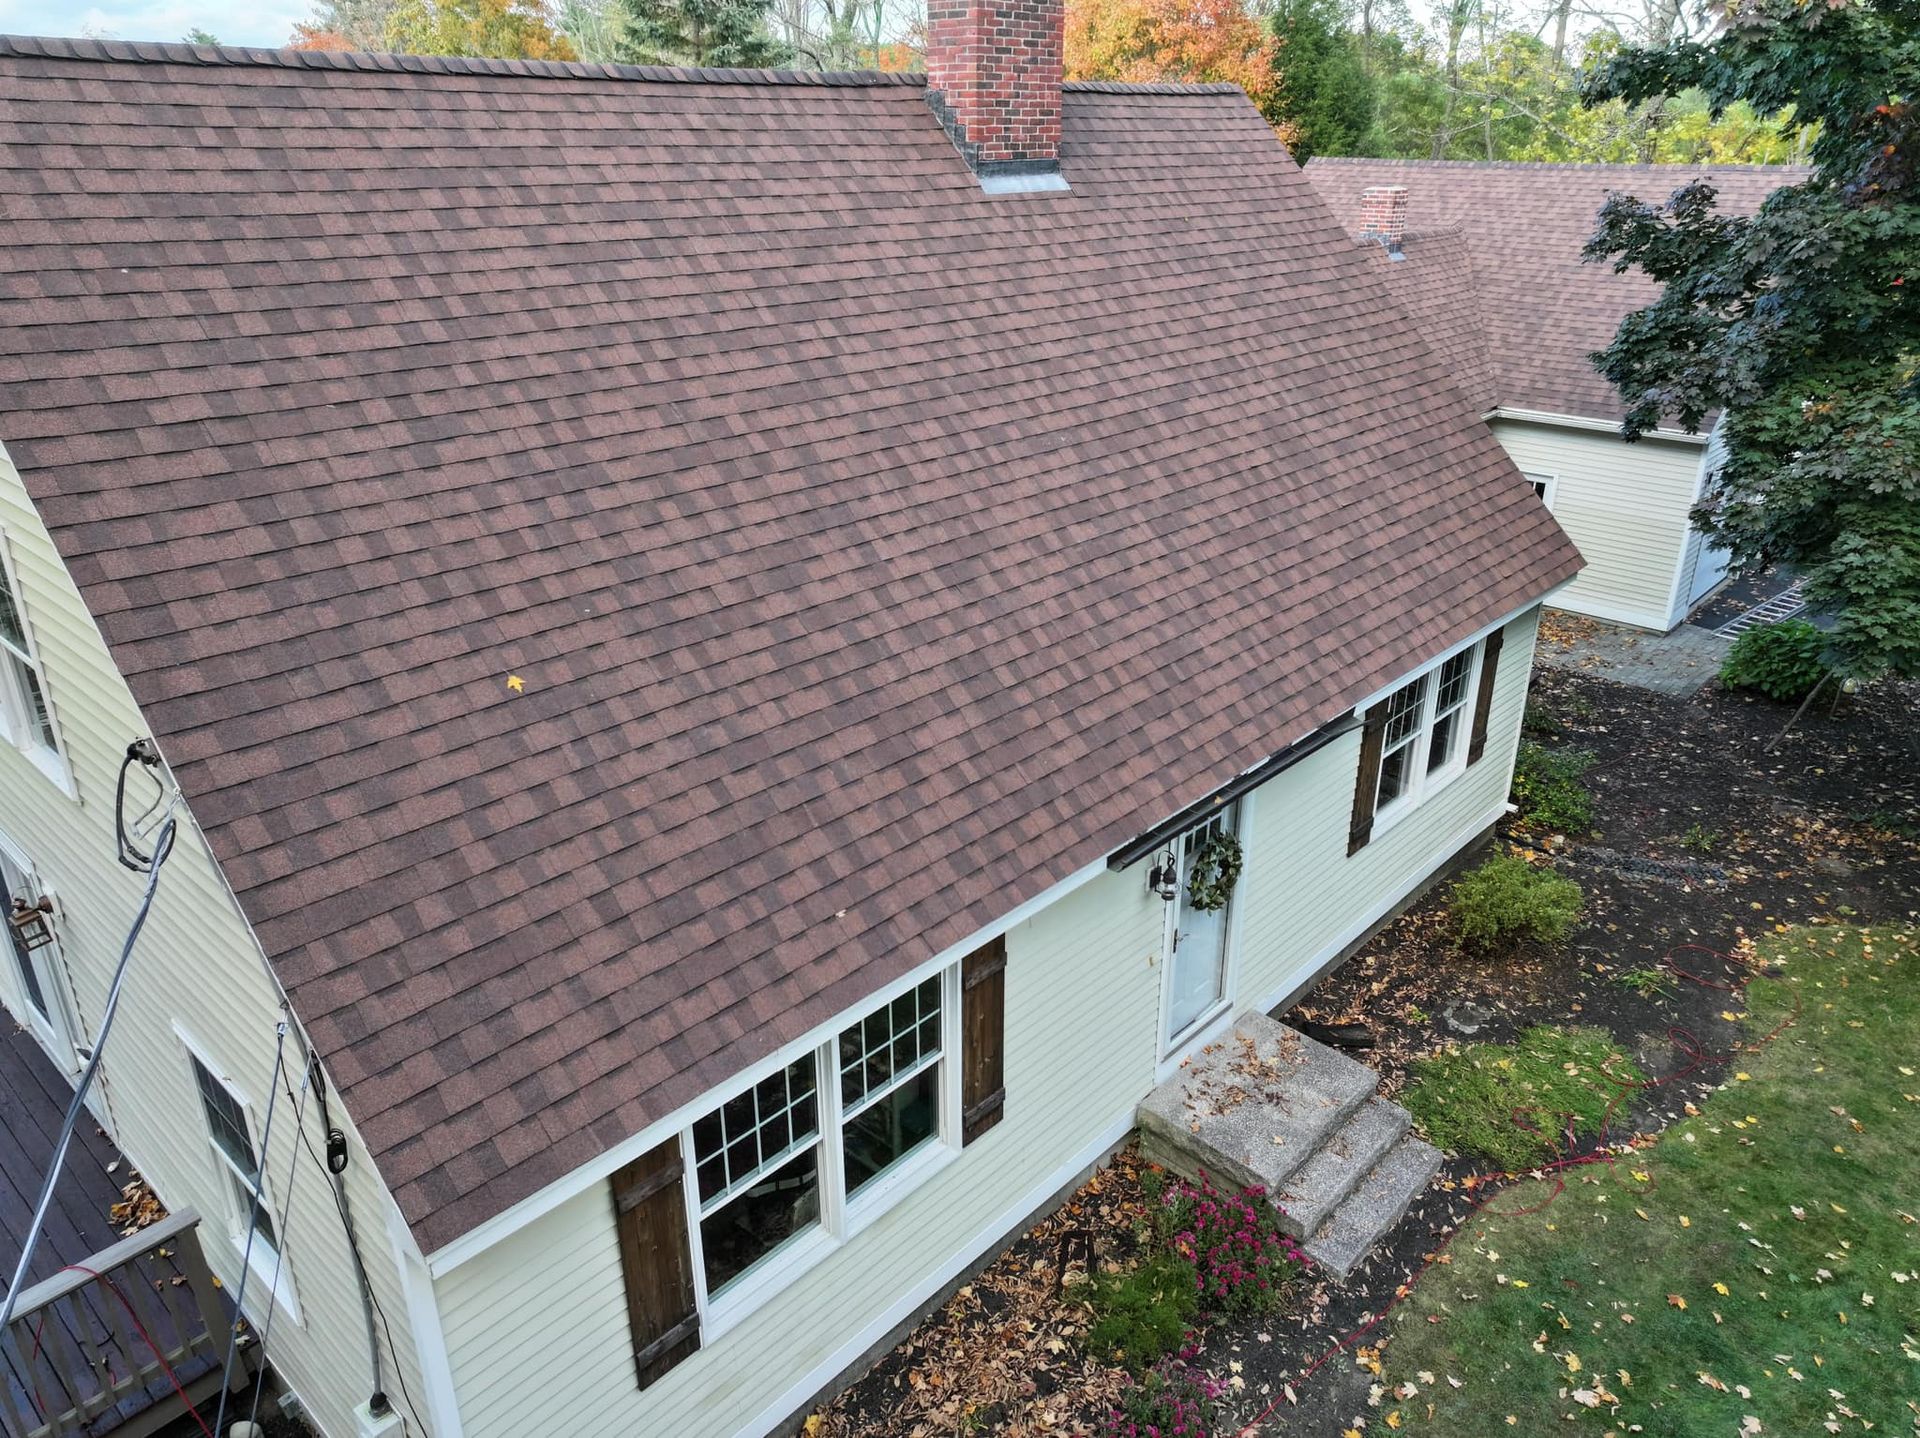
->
[685,961,962,1342]
[1524,471,1558,510]
[172,1023,302,1326]
[0,529,76,798]
[1369,639,1485,843]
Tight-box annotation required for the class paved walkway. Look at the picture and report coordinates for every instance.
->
[1536,611,1732,698]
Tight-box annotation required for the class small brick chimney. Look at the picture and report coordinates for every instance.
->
[1357,185,1409,253]
[925,0,1069,193]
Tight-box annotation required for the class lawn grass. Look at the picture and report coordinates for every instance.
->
[1369,925,1920,1436]
[1401,1025,1644,1172]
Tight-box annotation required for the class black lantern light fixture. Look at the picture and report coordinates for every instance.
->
[8,896,54,951]
[1146,849,1179,902]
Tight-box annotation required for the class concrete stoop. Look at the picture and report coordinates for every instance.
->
[1137,1012,1442,1279]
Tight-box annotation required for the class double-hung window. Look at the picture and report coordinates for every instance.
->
[684,971,952,1320]
[187,1049,297,1317]
[0,539,66,787]
[1372,640,1483,827]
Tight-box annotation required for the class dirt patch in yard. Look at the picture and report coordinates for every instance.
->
[816,669,1920,1437]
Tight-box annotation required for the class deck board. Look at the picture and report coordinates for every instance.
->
[0,1017,224,1437]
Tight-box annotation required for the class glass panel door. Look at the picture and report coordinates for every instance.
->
[2,844,73,1067]
[1165,808,1236,1046]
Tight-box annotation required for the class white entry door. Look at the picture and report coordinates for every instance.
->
[1163,807,1238,1049]
[2,840,77,1073]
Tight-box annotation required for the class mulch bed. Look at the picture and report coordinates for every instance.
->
[817,664,1920,1437]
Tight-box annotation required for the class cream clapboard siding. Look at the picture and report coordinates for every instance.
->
[1235,606,1537,1010]
[431,608,1542,1438]
[434,856,1166,1438]
[1492,419,1707,630]
[0,443,429,1438]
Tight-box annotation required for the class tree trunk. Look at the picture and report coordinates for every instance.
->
[1551,0,1571,68]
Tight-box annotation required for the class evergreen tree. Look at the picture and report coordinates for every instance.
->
[1269,0,1375,159]
[617,0,792,66]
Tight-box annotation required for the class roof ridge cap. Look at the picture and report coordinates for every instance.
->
[1304,155,1810,173]
[0,32,932,85]
[1061,78,1244,94]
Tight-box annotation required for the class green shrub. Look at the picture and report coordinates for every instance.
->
[1447,855,1583,953]
[1079,1251,1199,1372]
[1719,618,1829,701]
[1402,1025,1645,1170]
[1511,740,1595,833]
[1679,822,1720,854]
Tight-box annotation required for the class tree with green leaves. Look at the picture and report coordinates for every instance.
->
[1583,0,1919,679]
[617,0,791,65]
[1270,0,1376,160]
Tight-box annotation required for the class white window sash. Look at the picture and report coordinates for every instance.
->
[682,960,962,1339]
[1372,639,1485,835]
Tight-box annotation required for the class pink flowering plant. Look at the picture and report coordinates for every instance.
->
[1099,1351,1227,1438]
[1079,1168,1307,1376]
[1152,1169,1307,1318]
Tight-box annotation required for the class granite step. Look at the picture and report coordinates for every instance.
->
[1302,1133,1445,1279]
[1270,1097,1410,1239]
[1136,1012,1379,1195]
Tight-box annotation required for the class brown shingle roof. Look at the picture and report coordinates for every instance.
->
[1304,158,1805,422]
[1363,226,1498,414]
[0,37,1579,1249]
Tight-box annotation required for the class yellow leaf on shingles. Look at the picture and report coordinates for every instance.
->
[506,674,525,693]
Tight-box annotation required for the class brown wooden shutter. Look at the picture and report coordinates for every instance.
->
[1347,704,1389,855]
[960,936,1007,1144]
[1465,626,1506,766]
[610,1136,700,1389]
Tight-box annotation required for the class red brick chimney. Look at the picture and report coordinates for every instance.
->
[1357,185,1409,251]
[925,0,1069,192]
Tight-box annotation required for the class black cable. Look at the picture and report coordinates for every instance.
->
[280,1068,435,1438]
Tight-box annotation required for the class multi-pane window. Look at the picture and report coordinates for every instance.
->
[838,977,942,1198]
[1373,673,1429,810]
[1374,640,1482,819]
[685,972,953,1311]
[0,552,59,763]
[692,1057,821,1295]
[1425,650,1476,774]
[190,1055,279,1258]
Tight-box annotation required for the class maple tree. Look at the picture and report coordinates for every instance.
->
[383,0,579,58]
[1064,0,1291,136]
[1584,0,1920,678]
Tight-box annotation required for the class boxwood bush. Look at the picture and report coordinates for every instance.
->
[1447,854,1583,953]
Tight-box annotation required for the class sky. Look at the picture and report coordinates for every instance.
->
[0,0,307,47]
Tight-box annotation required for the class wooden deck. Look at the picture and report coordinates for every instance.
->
[0,1018,244,1438]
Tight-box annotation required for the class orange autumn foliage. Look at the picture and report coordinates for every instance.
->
[1064,0,1290,137]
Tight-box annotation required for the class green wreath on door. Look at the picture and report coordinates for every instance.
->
[1186,830,1243,912]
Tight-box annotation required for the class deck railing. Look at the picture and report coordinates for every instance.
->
[0,1208,246,1438]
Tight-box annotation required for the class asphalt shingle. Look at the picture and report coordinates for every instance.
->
[0,38,1580,1250]
[1305,157,1805,422]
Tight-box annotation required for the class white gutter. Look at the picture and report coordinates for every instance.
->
[1485,405,1708,445]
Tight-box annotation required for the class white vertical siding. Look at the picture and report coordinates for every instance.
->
[0,443,429,1438]
[432,609,1543,1438]
[1492,419,1704,630]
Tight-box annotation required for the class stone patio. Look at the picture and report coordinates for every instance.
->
[1136,1013,1441,1278]
[1535,613,1733,698]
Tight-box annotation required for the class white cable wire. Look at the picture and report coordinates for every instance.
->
[244,1041,313,1430]
[0,807,178,1335]
[212,1021,290,1438]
